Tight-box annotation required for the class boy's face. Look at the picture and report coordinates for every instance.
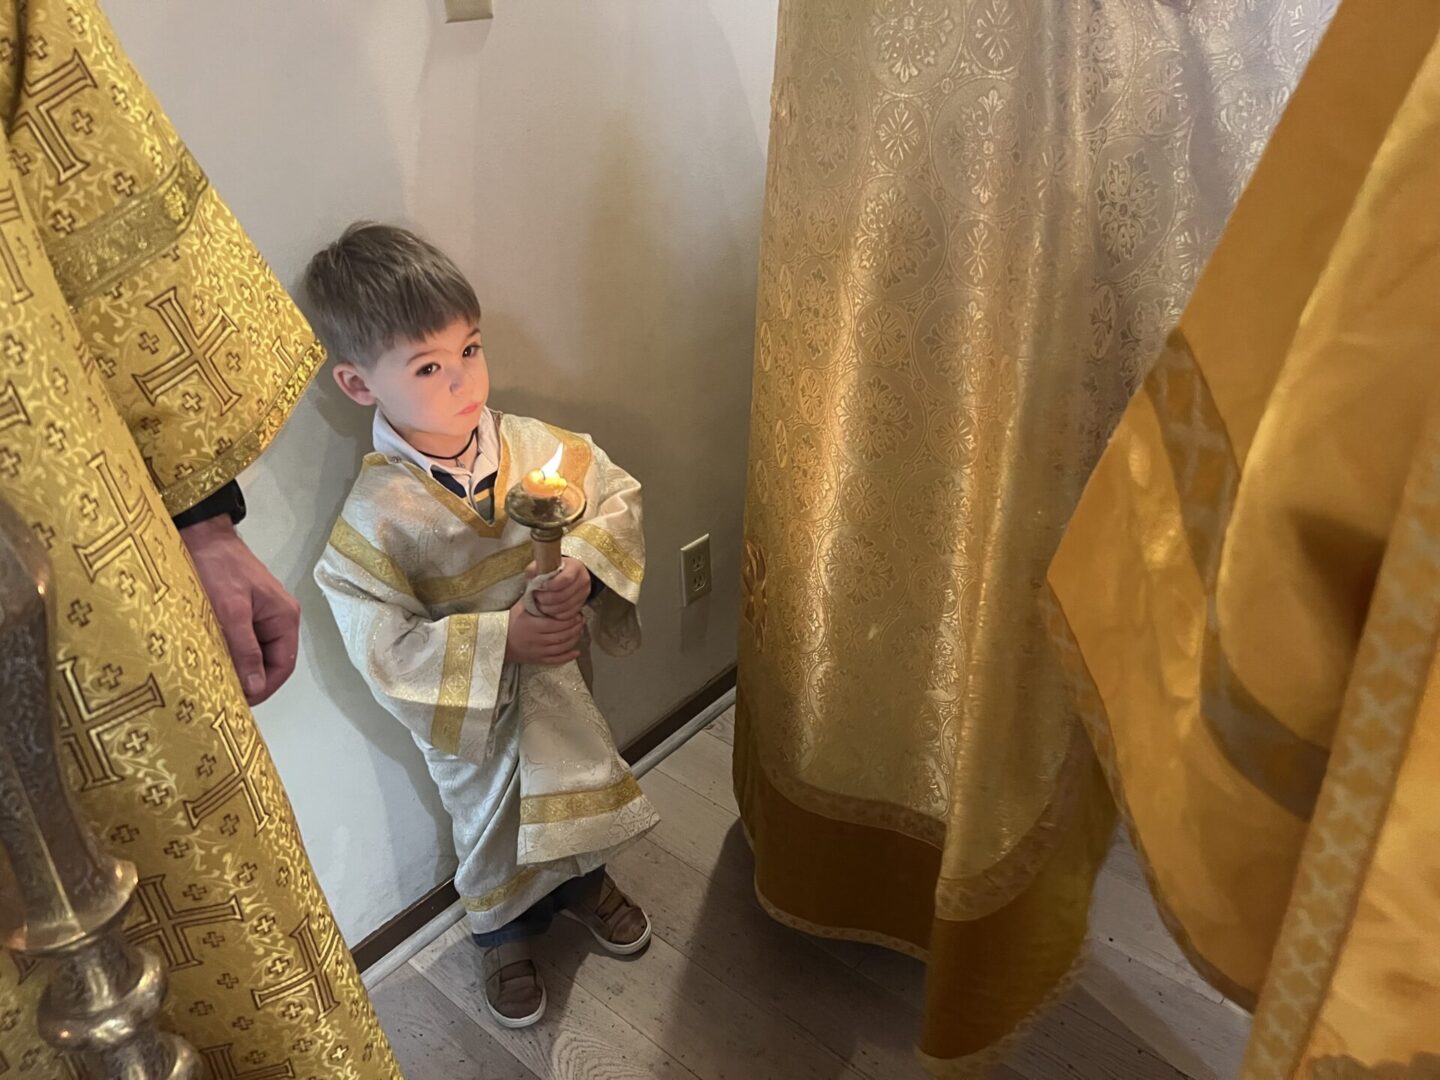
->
[333,317,490,449]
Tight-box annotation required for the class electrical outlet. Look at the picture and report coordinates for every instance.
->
[680,534,712,606]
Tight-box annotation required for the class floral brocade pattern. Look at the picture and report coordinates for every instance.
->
[740,0,1334,898]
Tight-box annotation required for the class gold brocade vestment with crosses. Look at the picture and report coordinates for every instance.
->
[0,1,399,1075]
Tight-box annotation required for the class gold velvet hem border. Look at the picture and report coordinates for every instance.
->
[741,684,1100,922]
[742,821,929,961]
[736,712,1116,1065]
[737,717,943,950]
[914,943,1090,1079]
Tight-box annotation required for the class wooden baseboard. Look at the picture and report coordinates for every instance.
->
[615,666,737,769]
[350,664,737,973]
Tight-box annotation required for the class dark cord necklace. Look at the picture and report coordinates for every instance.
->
[425,426,479,467]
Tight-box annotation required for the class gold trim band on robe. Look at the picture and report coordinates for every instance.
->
[1148,331,1331,819]
[415,545,531,607]
[374,454,512,540]
[432,613,479,754]
[49,146,207,303]
[463,868,541,914]
[1249,417,1440,1072]
[327,517,414,598]
[1042,582,1265,1011]
[519,774,644,826]
[568,522,643,586]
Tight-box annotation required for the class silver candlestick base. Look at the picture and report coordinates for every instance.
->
[0,495,198,1079]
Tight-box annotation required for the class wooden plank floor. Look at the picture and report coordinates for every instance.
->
[373,709,1250,1079]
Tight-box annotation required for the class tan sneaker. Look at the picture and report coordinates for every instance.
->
[480,939,546,1028]
[563,874,652,956]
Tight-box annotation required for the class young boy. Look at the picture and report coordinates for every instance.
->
[305,223,656,1029]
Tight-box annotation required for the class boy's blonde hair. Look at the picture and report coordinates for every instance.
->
[301,222,481,367]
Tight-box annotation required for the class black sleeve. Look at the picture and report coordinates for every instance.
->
[587,573,608,603]
[171,479,247,529]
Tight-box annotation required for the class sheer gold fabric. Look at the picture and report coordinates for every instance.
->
[0,1,397,1075]
[1050,3,1440,1075]
[737,0,1331,1068]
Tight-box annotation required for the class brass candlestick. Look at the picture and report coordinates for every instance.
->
[0,495,198,1079]
[505,481,586,575]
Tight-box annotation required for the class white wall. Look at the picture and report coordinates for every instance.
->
[105,0,778,943]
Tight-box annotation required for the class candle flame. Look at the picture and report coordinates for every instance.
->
[522,442,568,498]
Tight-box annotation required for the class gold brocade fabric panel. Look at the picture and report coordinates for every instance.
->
[740,0,1333,919]
[0,3,399,1077]
[2,0,323,514]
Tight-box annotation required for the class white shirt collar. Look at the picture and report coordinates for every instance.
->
[371,407,501,486]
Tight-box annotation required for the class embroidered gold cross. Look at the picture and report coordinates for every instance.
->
[11,51,97,183]
[0,381,28,432]
[183,710,271,833]
[72,451,170,599]
[135,287,241,413]
[251,915,341,1019]
[125,874,245,971]
[0,182,34,302]
[54,655,164,790]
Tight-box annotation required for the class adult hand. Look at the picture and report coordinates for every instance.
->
[180,515,301,706]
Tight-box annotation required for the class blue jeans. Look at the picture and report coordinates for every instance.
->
[471,866,606,947]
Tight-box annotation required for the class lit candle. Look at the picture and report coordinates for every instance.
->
[522,444,567,498]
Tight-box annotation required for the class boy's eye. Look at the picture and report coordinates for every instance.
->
[463,344,480,358]
[416,363,440,377]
